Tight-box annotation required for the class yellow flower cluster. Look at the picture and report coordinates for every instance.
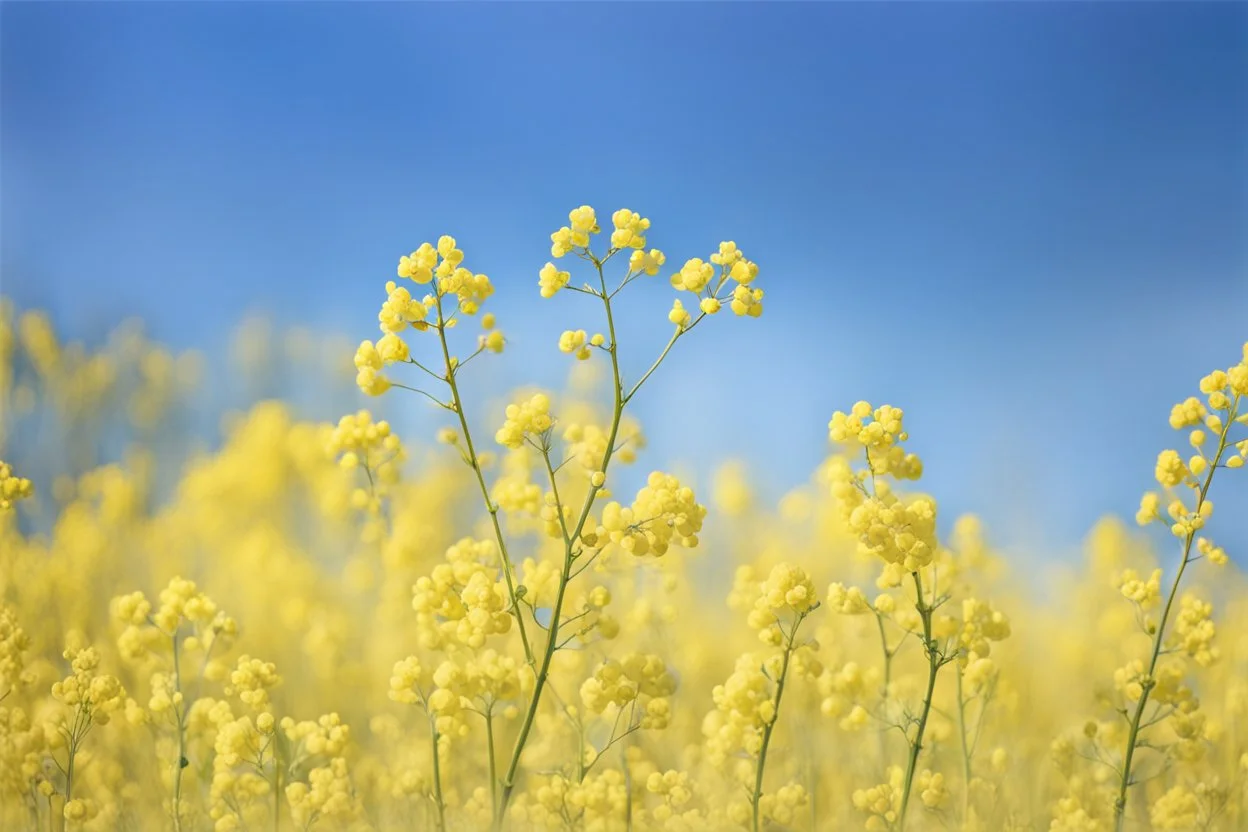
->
[352,235,503,396]
[564,418,644,473]
[538,262,571,298]
[852,766,903,831]
[51,646,126,725]
[224,655,281,710]
[286,756,358,828]
[592,471,706,557]
[325,409,401,470]
[958,598,1011,658]
[1118,567,1162,608]
[747,563,818,642]
[282,711,350,757]
[495,393,554,449]
[817,661,877,729]
[705,653,776,760]
[580,652,676,729]
[410,538,514,649]
[0,461,32,510]
[549,205,602,258]
[665,240,764,328]
[558,329,598,360]
[1171,593,1218,666]
[0,606,31,695]
[826,582,873,615]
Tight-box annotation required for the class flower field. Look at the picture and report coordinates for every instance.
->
[1,207,1246,831]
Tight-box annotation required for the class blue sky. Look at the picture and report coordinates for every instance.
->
[3,2,1246,563]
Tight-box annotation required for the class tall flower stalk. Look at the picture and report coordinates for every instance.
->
[354,206,766,828]
[1112,365,1245,830]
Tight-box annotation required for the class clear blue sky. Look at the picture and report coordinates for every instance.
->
[3,2,1246,562]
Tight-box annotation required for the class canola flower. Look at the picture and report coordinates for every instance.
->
[0,216,1246,832]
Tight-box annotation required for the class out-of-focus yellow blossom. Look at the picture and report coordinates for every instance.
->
[224,656,281,710]
[0,461,33,511]
[1,229,1244,832]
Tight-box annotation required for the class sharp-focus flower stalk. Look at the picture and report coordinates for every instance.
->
[433,292,534,668]
[1114,393,1241,831]
[496,256,628,825]
[897,571,943,832]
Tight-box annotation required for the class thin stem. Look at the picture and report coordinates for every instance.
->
[272,734,281,832]
[539,445,574,547]
[956,665,973,826]
[874,610,895,763]
[898,570,942,832]
[1113,395,1237,831]
[625,328,680,404]
[496,255,629,825]
[433,293,533,666]
[430,723,447,832]
[390,383,449,410]
[64,737,76,805]
[486,709,498,823]
[623,311,708,404]
[171,630,186,832]
[751,613,807,832]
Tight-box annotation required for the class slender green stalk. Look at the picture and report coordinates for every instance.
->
[751,611,809,832]
[956,665,973,826]
[272,735,281,832]
[171,630,186,832]
[64,704,84,805]
[874,610,895,764]
[430,722,446,832]
[485,710,498,823]
[64,738,76,805]
[897,571,942,832]
[432,293,533,666]
[496,257,631,825]
[60,706,88,831]
[1113,396,1237,831]
[874,613,894,696]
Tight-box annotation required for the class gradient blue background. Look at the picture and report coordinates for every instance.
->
[3,2,1246,563]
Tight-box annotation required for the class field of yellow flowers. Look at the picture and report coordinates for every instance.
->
[1,206,1246,832]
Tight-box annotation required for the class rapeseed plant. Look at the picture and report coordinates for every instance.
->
[0,215,1245,831]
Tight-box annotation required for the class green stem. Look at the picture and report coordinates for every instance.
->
[874,611,894,764]
[1113,395,1237,832]
[898,571,941,832]
[272,736,281,832]
[496,256,627,826]
[956,665,972,826]
[433,293,534,666]
[430,723,446,832]
[486,710,498,823]
[64,741,76,806]
[171,630,185,832]
[752,614,806,832]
